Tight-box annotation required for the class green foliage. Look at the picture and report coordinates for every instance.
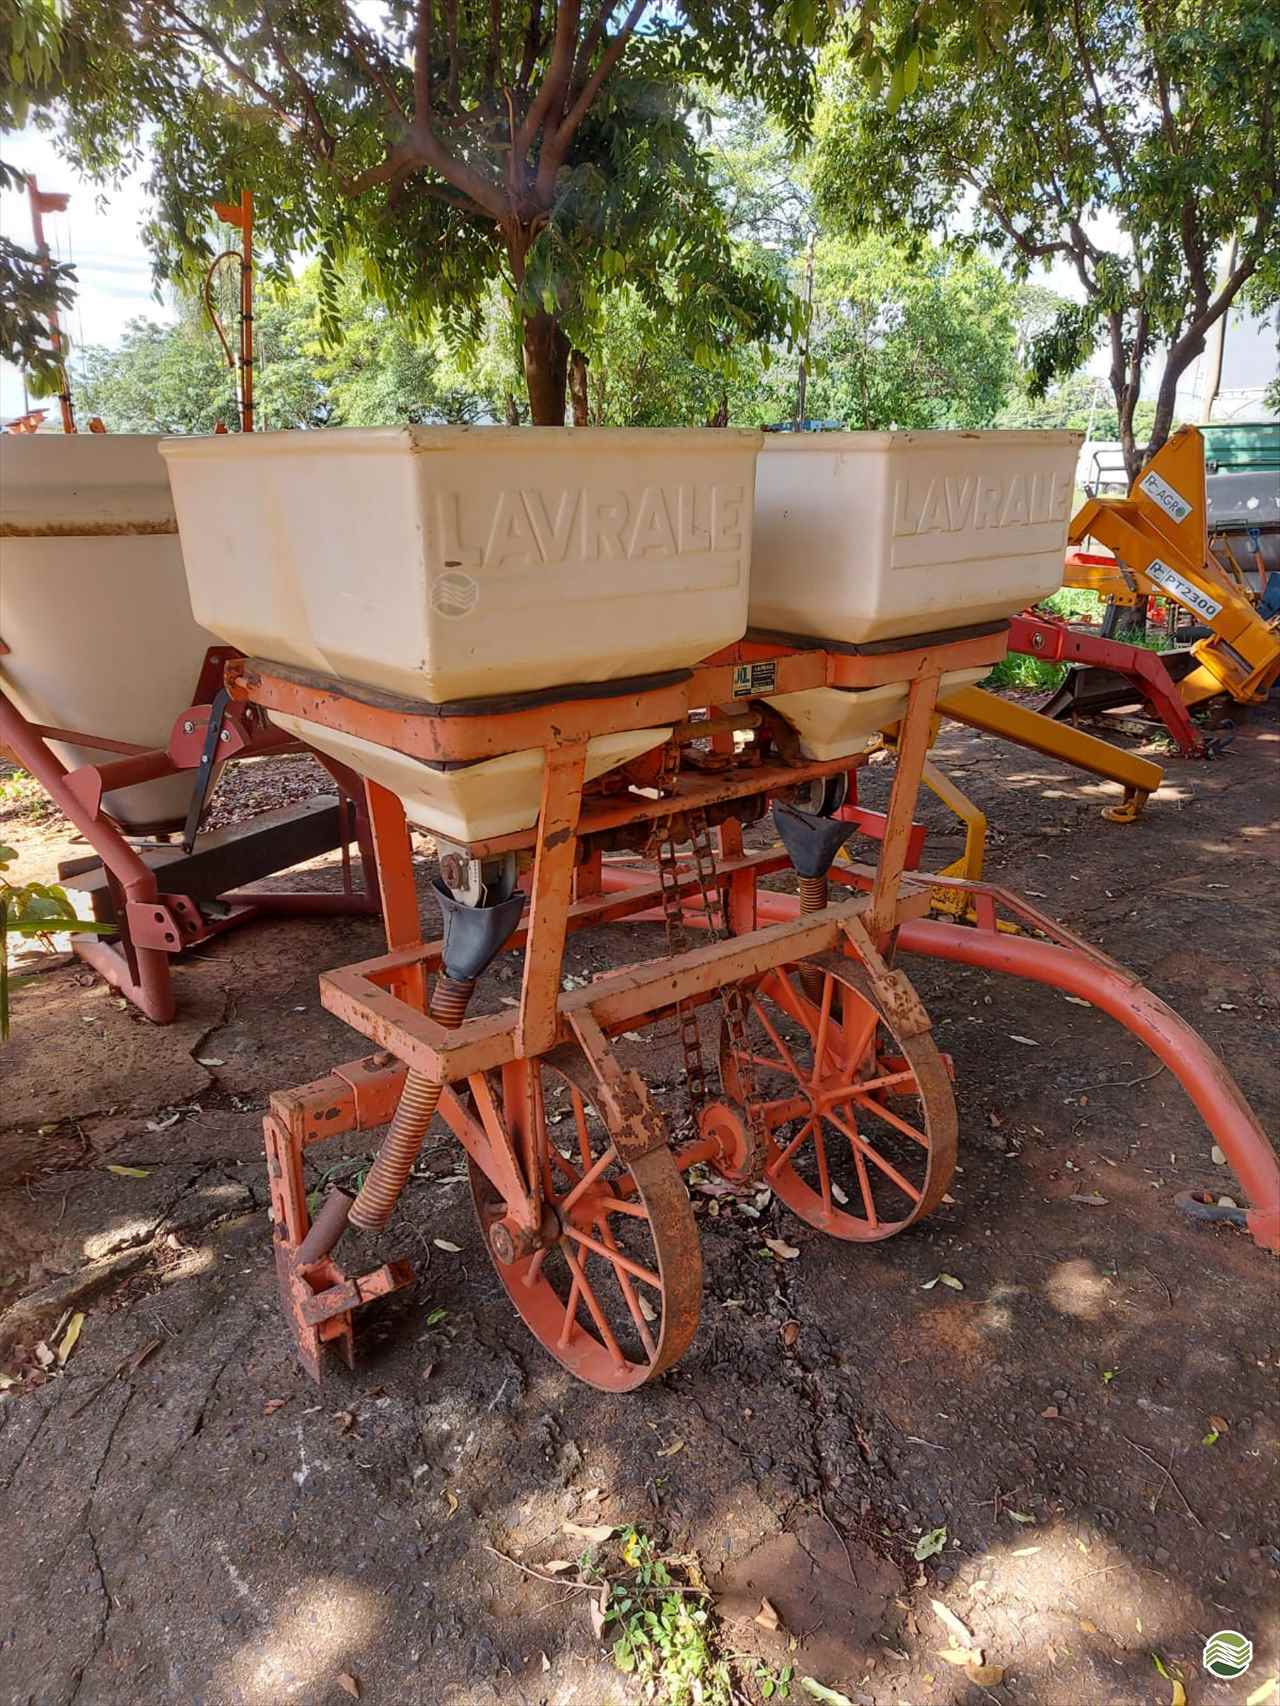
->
[24,0,819,420]
[795,233,1017,428]
[602,1529,730,1706]
[998,373,1159,445]
[813,0,1280,470]
[76,267,499,433]
[0,841,109,1039]
[0,237,77,396]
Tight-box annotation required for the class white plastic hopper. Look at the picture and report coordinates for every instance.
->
[751,430,1082,759]
[0,433,221,830]
[162,425,762,842]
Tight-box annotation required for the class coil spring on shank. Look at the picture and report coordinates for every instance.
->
[347,974,475,1233]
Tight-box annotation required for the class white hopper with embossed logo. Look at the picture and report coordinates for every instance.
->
[161,425,762,841]
[749,429,1082,759]
[0,433,221,830]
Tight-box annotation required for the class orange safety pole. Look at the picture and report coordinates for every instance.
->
[26,176,76,433]
[240,190,254,432]
[212,190,254,430]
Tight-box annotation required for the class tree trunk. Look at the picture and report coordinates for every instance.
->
[504,392,521,426]
[706,390,729,428]
[522,310,571,425]
[568,349,589,426]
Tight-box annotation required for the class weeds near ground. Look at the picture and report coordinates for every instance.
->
[0,767,57,823]
[581,1527,733,1706]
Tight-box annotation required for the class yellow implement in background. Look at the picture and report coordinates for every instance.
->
[1067,426,1280,710]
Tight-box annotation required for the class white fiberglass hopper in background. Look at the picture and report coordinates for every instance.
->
[751,430,1083,646]
[163,425,763,705]
[0,433,221,831]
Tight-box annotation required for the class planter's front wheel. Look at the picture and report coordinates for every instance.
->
[470,1047,701,1390]
[722,954,956,1240]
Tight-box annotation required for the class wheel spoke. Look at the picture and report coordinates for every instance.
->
[572,1088,593,1172]
[852,1143,879,1230]
[811,973,835,1086]
[558,1261,583,1346]
[559,1145,616,1215]
[565,1225,663,1291]
[825,1107,922,1203]
[594,1194,650,1219]
[848,1090,931,1150]
[811,1116,832,1211]
[597,1218,658,1360]
[765,1114,817,1176]
[768,970,822,1043]
[820,1068,916,1106]
[561,1243,627,1369]
[753,1002,806,1082]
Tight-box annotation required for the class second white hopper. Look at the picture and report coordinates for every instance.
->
[750,430,1082,645]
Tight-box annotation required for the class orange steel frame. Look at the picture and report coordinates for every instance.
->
[0,647,380,1023]
[243,627,1279,1380]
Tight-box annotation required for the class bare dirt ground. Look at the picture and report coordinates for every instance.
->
[1,711,1278,1706]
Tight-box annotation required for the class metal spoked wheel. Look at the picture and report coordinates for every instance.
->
[469,1047,701,1391]
[721,953,956,1240]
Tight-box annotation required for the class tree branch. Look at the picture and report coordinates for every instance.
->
[515,0,580,157]
[155,1,302,134]
[414,0,432,123]
[539,0,649,187]
[519,0,544,86]
[341,7,408,124]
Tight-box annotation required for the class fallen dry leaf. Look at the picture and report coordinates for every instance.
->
[443,1489,459,1516]
[964,1662,1005,1686]
[336,1672,361,1699]
[588,1583,609,1640]
[333,1409,355,1434]
[764,1237,800,1261]
[104,1164,150,1178]
[433,1238,462,1252]
[1246,1678,1279,1706]
[1069,1192,1109,1206]
[799,1681,856,1706]
[564,1521,615,1546]
[57,1313,85,1365]
[34,1341,55,1370]
[1170,1683,1187,1706]
[1008,1034,1040,1046]
[1040,1406,1059,1419]
[755,1598,781,1633]
[541,1651,551,1673]
[263,1397,288,1415]
[931,1600,975,1648]
[939,1645,982,1667]
[542,1559,576,1574]
[657,1439,685,1458]
[781,1320,800,1347]
[1005,1510,1035,1524]
[637,1294,657,1323]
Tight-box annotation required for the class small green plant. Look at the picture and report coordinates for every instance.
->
[0,843,109,1037]
[751,1661,794,1698]
[600,1528,732,1706]
[981,652,1067,692]
[0,767,58,822]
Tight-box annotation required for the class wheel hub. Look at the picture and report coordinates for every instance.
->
[699,1098,768,1184]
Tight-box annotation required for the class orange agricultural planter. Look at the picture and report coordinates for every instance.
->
[232,624,1279,1390]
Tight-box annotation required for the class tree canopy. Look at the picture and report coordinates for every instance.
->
[813,0,1280,477]
[12,0,819,422]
